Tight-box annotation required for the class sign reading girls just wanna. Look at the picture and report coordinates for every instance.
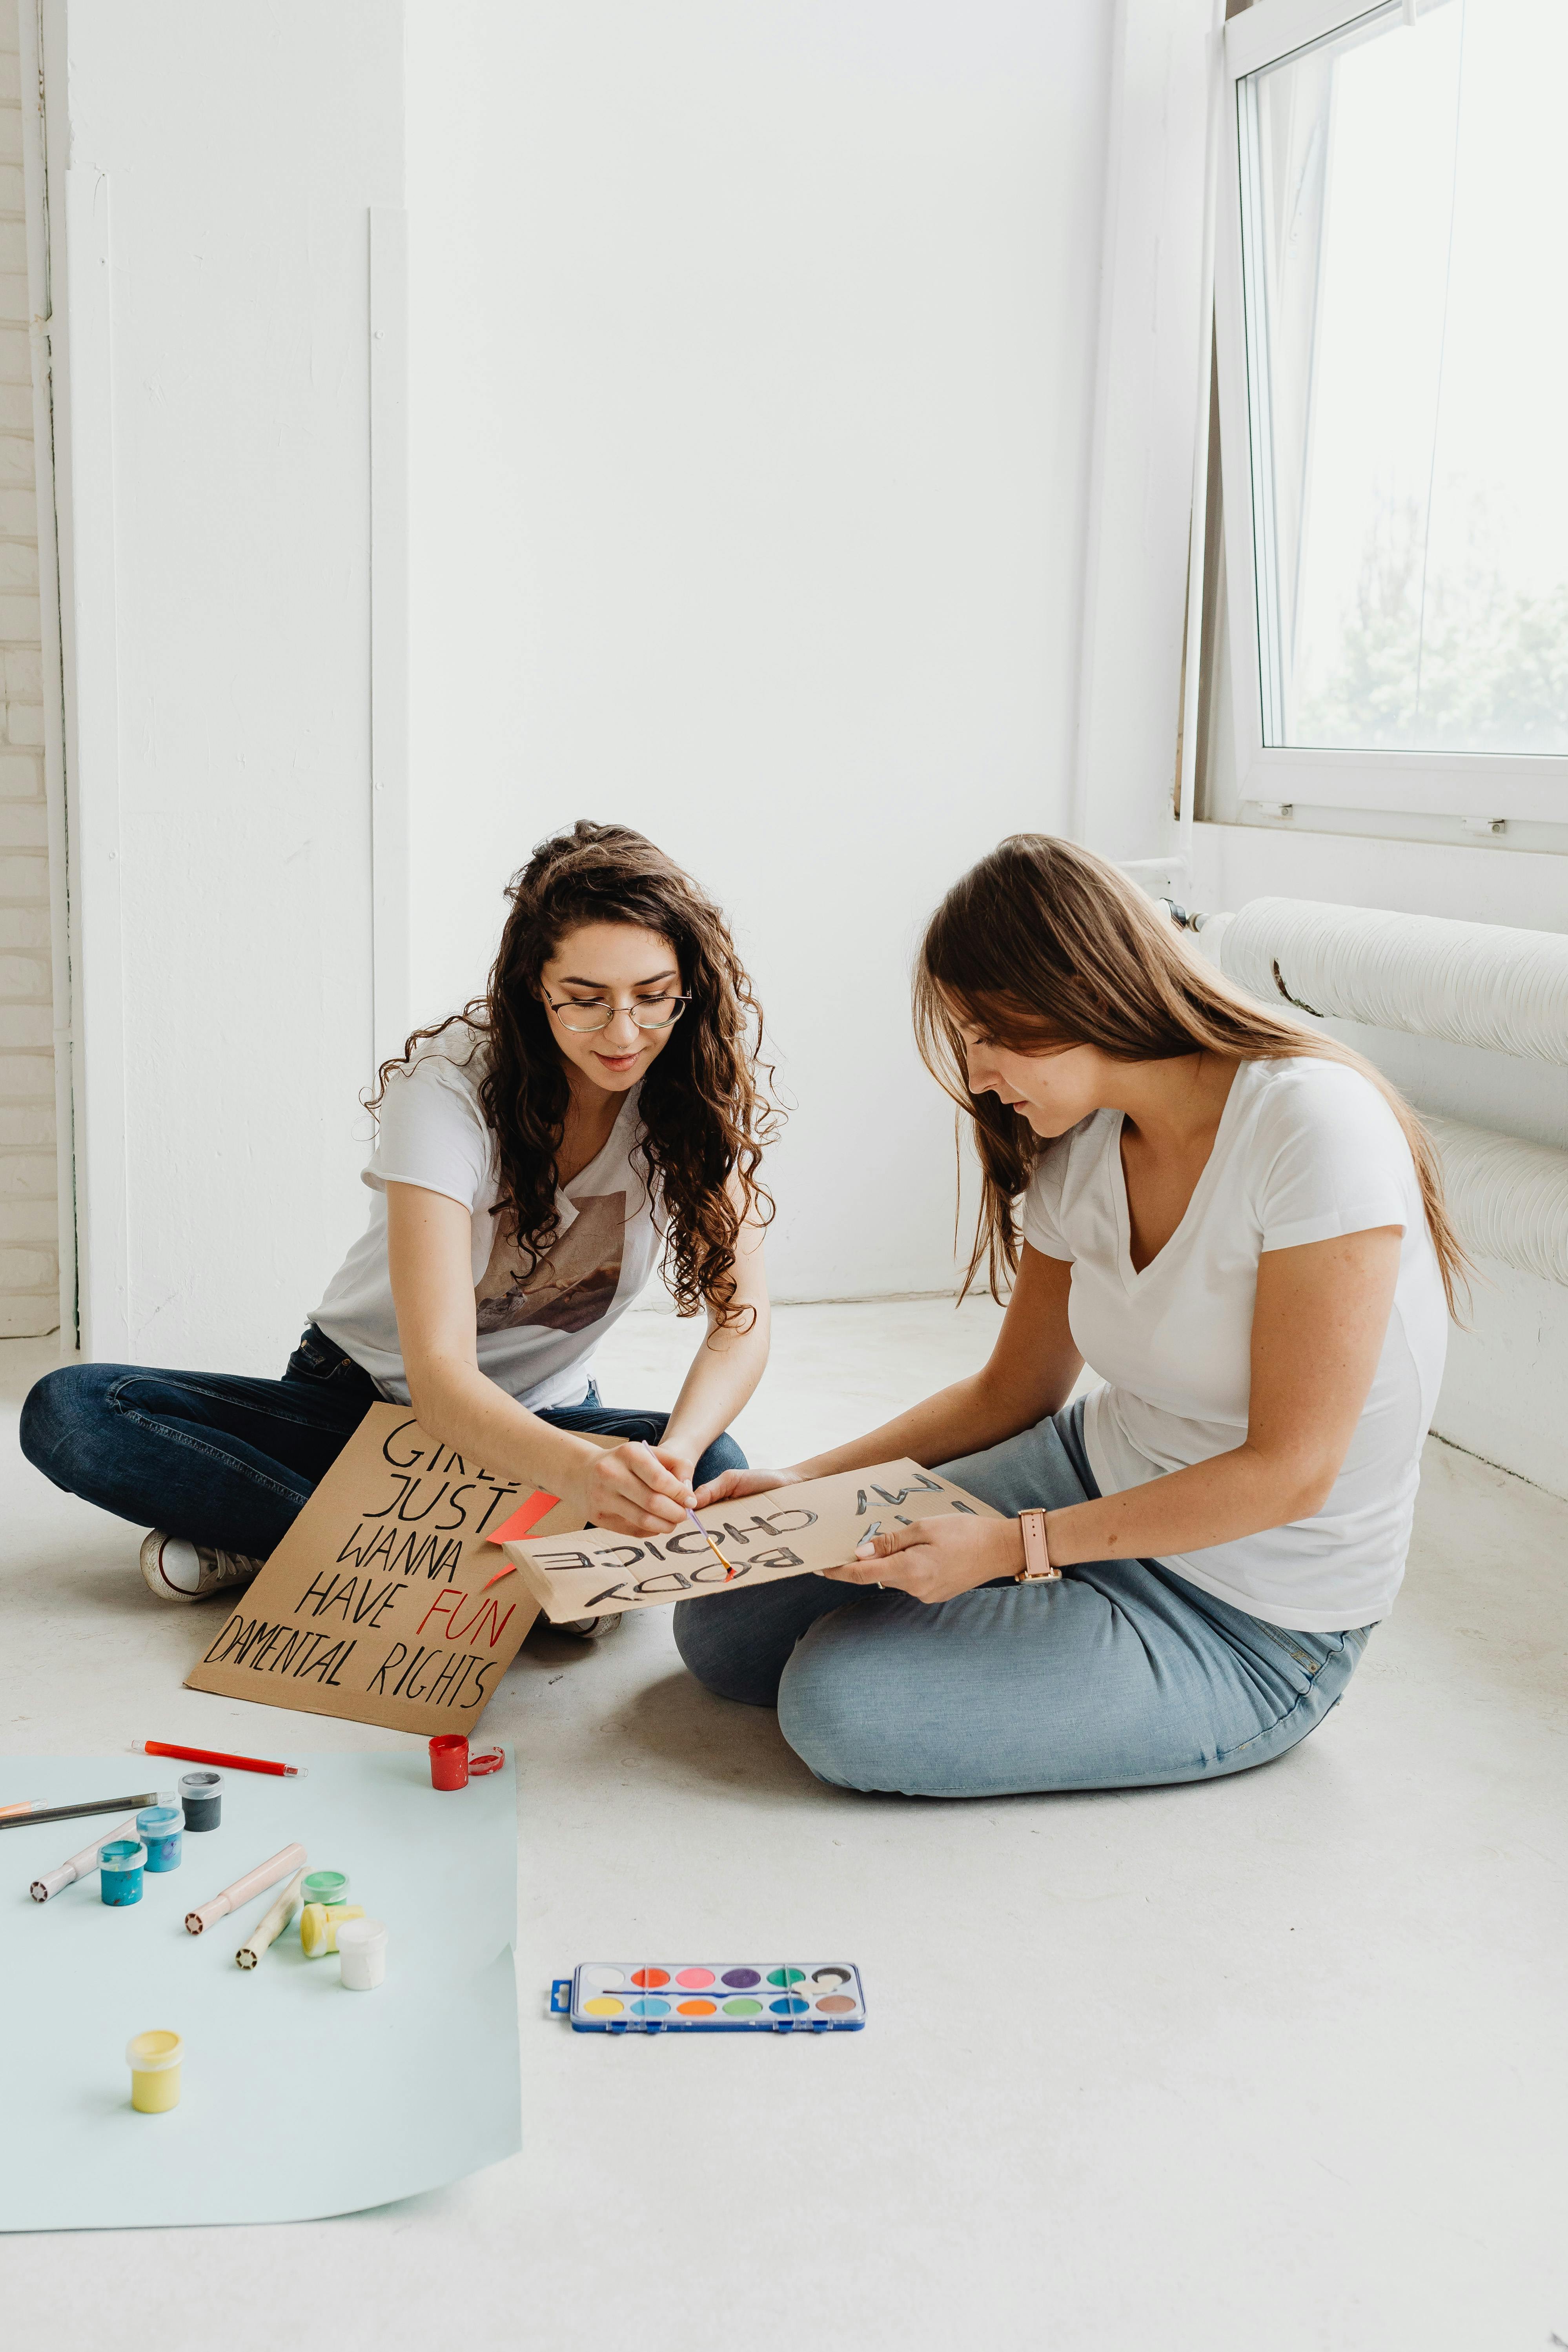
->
[183,1404,575,1734]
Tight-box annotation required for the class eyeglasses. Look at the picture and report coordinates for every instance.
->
[545,994,690,1035]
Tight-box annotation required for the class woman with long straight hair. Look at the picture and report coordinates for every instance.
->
[22,822,776,1631]
[678,835,1459,1795]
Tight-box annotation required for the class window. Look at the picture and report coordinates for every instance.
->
[1213,0,1568,830]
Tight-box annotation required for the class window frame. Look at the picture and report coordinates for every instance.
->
[1212,0,1568,826]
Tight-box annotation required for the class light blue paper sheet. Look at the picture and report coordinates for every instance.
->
[0,1751,520,2229]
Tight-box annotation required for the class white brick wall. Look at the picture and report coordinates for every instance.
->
[0,0,57,1338]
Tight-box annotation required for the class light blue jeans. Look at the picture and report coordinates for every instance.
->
[672,1403,1373,1799]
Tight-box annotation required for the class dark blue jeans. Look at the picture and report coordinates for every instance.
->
[19,1325,746,1559]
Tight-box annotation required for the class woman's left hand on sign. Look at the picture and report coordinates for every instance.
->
[583,1441,695,1538]
[690,1464,802,1508]
[824,1513,1027,1605]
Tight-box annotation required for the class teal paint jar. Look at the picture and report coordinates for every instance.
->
[302,1871,349,1910]
[100,1840,146,1907]
[135,1803,184,1873]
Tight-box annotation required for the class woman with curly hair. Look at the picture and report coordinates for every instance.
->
[22,822,776,1632]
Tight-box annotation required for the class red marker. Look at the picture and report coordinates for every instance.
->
[131,1740,307,1780]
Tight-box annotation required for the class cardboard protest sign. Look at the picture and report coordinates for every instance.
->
[501,1457,1001,1623]
[184,1403,606,1735]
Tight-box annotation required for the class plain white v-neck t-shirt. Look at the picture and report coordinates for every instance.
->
[311,1029,663,1409]
[1020,1056,1447,1632]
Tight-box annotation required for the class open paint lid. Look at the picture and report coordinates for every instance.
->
[125,2031,182,2072]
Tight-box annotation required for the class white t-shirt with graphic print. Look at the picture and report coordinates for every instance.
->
[311,1030,663,1408]
[1020,1055,1448,1633]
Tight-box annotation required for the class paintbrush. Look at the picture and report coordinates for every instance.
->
[684,1504,737,1580]
[0,1790,163,1831]
[626,1440,736,1578]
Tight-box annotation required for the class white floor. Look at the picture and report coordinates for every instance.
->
[2,1301,1565,2350]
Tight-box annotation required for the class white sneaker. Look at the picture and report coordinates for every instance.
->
[139,1530,265,1604]
[557,1612,624,1640]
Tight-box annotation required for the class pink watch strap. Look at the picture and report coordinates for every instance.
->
[1017,1509,1060,1582]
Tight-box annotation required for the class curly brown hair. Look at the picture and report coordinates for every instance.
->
[371,821,779,1326]
[915,833,1468,1317]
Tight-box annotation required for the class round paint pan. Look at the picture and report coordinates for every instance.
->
[811,1966,852,1989]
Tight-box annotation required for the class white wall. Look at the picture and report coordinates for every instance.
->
[0,0,56,1337]
[404,0,1115,1301]
[49,2,404,1369]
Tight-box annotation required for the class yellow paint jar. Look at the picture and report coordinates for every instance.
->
[300,1900,366,1958]
[126,2030,183,2113]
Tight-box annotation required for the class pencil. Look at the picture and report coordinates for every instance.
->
[0,1791,162,1832]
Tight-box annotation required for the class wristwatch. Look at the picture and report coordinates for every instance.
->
[1015,1508,1060,1583]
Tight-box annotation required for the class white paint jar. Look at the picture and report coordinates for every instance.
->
[336,1917,387,1991]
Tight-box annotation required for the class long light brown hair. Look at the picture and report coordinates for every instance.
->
[914,834,1468,1316]
[371,821,779,1326]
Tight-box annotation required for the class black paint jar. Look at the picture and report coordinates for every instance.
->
[178,1769,222,1831]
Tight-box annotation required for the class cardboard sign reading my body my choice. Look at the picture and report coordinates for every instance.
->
[184,1403,599,1735]
[503,1458,1002,1623]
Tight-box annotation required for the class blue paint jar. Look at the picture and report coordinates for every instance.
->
[135,1803,184,1873]
[100,1839,146,1906]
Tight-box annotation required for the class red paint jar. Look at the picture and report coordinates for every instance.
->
[428,1734,469,1791]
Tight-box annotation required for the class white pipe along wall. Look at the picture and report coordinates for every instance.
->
[1423,1120,1568,1293]
[1209,899,1568,1063]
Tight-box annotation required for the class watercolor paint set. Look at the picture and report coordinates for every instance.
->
[552,1961,867,2033]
